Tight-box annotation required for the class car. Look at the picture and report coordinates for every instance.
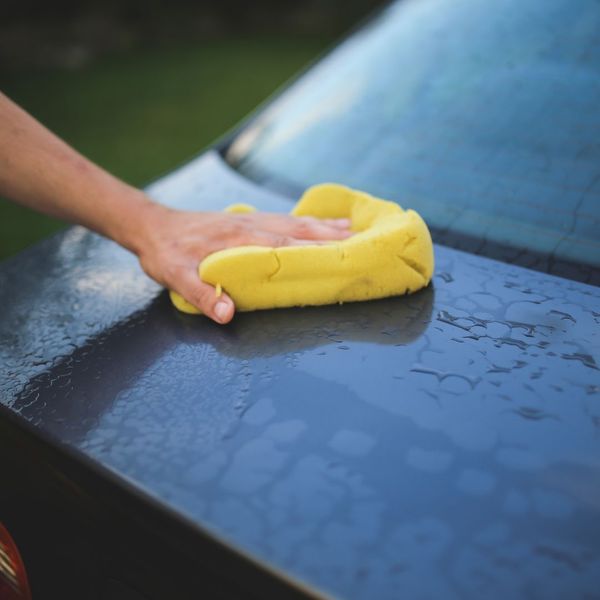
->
[1,0,599,598]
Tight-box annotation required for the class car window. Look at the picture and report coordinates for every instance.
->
[226,0,600,275]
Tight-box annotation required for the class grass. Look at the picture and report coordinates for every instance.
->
[0,36,330,260]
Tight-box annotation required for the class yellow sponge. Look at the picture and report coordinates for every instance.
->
[170,183,434,315]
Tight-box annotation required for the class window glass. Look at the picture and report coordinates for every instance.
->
[228,0,600,269]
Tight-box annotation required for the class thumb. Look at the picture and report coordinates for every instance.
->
[174,269,235,324]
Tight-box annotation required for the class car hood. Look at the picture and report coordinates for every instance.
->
[1,151,599,599]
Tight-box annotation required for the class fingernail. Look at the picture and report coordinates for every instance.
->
[214,300,230,323]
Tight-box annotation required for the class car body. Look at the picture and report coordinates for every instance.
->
[1,0,599,598]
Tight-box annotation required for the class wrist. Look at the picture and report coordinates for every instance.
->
[107,186,171,256]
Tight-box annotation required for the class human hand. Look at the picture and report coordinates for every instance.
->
[0,92,351,320]
[135,203,352,324]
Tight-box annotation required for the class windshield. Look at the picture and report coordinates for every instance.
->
[226,0,600,277]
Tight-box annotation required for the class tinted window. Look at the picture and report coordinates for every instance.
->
[227,0,600,274]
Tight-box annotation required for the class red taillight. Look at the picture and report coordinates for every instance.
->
[0,523,31,600]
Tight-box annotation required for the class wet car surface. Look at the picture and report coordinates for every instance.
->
[2,150,599,598]
[3,0,600,596]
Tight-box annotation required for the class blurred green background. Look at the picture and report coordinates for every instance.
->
[0,0,383,260]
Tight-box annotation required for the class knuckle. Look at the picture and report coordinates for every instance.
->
[231,232,254,247]
[220,223,238,239]
[293,222,312,237]
[163,263,181,282]
[233,219,248,234]
[272,235,291,247]
[167,239,181,252]
[192,288,212,308]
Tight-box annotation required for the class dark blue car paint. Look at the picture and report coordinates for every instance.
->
[1,151,599,599]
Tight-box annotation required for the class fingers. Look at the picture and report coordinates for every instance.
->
[251,214,353,242]
[292,216,353,240]
[172,266,235,324]
[227,231,335,249]
[155,211,355,324]
[296,218,352,241]
[322,218,351,229]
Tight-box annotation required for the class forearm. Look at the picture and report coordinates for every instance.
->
[0,91,163,254]
[0,92,352,323]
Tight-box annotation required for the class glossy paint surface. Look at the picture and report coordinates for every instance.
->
[1,152,599,598]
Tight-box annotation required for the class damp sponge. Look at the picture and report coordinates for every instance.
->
[170,183,434,315]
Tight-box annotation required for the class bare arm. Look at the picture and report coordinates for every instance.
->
[0,92,350,323]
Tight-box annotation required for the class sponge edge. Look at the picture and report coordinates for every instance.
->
[170,183,434,315]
